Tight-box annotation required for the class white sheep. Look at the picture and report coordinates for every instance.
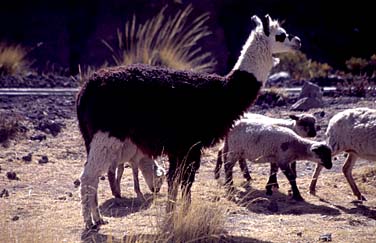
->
[216,121,332,201]
[309,107,376,201]
[215,112,318,184]
[107,156,165,201]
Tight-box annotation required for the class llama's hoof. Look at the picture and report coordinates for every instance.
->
[95,218,108,226]
[359,195,367,201]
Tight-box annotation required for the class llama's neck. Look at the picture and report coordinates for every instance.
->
[232,31,273,83]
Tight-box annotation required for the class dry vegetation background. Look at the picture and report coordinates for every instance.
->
[1,4,376,243]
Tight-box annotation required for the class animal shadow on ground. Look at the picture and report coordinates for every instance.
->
[228,184,341,216]
[317,197,376,220]
[81,232,275,243]
[99,193,156,218]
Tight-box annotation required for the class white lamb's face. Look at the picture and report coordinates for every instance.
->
[261,15,301,54]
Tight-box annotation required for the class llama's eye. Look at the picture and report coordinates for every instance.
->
[275,33,286,42]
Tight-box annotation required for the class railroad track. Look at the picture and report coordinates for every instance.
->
[0,87,338,96]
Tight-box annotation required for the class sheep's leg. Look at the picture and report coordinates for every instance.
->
[239,159,252,181]
[108,163,122,198]
[214,149,223,179]
[280,163,303,201]
[309,164,323,195]
[131,163,145,201]
[342,153,366,201]
[166,155,179,213]
[266,162,279,195]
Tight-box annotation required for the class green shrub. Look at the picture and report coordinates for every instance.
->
[103,4,217,73]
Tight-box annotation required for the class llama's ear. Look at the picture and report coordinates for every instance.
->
[261,14,271,36]
[251,15,262,29]
[273,57,280,67]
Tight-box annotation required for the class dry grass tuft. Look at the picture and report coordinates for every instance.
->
[0,43,30,76]
[103,4,217,73]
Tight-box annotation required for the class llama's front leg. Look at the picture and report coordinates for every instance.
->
[108,163,122,198]
[80,164,108,229]
[266,162,279,195]
[342,153,366,201]
[180,150,201,211]
[166,155,179,213]
[214,149,223,180]
[131,164,146,201]
[280,162,303,201]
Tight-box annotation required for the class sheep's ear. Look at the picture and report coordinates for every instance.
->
[251,15,262,29]
[261,14,271,36]
[289,114,299,120]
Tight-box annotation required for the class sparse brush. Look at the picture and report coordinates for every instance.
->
[272,51,332,81]
[336,75,375,97]
[0,112,25,146]
[255,88,289,107]
[103,4,217,73]
[0,43,30,76]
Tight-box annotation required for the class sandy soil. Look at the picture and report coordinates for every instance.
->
[0,91,375,243]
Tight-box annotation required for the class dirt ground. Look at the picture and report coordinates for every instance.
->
[0,93,375,243]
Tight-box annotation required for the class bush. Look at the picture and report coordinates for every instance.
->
[103,4,217,73]
[0,43,30,76]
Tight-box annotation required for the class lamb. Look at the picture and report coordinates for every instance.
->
[216,121,332,201]
[215,112,318,182]
[76,14,301,229]
[107,155,165,200]
[309,107,376,201]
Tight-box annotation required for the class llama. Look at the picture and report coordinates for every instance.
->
[309,107,376,201]
[217,121,332,200]
[76,14,301,229]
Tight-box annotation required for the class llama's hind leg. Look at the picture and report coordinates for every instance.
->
[108,163,122,198]
[239,158,251,181]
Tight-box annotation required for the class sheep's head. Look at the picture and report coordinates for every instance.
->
[139,158,166,193]
[310,143,332,169]
[290,114,317,137]
[252,14,301,54]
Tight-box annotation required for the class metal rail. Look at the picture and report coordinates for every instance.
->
[0,87,338,96]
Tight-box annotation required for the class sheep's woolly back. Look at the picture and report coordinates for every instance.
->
[226,121,320,164]
[77,63,261,157]
[326,107,376,158]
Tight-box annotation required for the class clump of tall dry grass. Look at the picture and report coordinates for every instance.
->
[0,43,30,76]
[103,4,217,73]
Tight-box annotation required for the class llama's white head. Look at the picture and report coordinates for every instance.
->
[252,14,301,53]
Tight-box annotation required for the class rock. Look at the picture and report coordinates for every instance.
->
[290,97,324,111]
[0,188,9,198]
[30,134,47,141]
[12,215,19,221]
[22,153,32,162]
[267,71,291,85]
[38,155,49,164]
[6,171,19,180]
[319,233,332,242]
[36,120,64,137]
[299,81,323,99]
[74,179,81,188]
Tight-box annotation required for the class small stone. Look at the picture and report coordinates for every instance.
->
[66,192,73,197]
[30,134,47,141]
[6,171,19,180]
[12,215,19,221]
[297,232,303,237]
[58,196,67,200]
[0,189,9,198]
[319,233,332,242]
[38,155,49,164]
[73,179,81,188]
[22,153,32,162]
